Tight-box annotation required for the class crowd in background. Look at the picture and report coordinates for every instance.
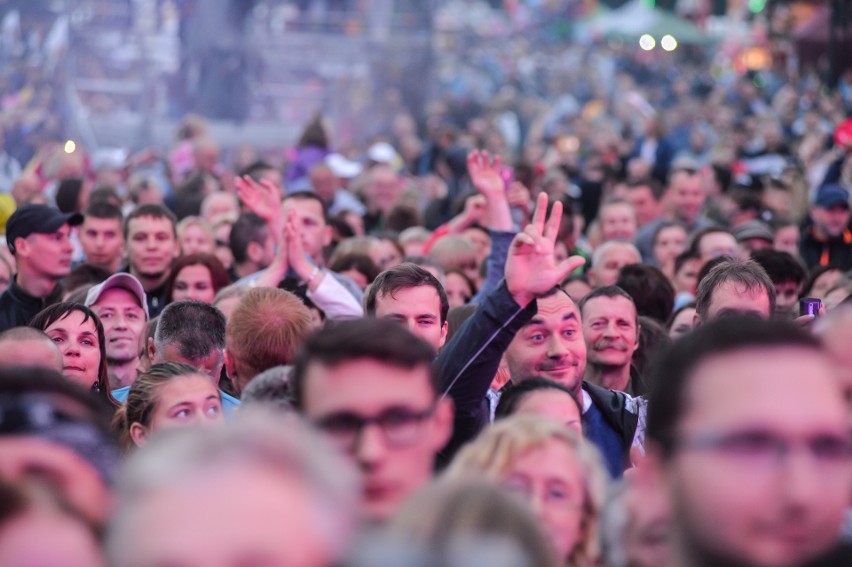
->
[1,2,852,567]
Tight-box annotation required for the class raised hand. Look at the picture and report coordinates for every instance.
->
[467,150,505,198]
[505,192,586,307]
[235,175,282,226]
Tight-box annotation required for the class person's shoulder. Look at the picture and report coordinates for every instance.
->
[583,381,644,416]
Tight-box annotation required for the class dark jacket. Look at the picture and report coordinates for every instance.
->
[800,226,852,270]
[436,280,536,464]
[583,381,643,471]
[0,276,64,332]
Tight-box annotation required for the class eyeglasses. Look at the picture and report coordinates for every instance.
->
[676,429,852,471]
[315,405,435,450]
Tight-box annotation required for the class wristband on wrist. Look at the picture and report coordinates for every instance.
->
[306,266,321,285]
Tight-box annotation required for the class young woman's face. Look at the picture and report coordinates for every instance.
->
[45,311,102,389]
[444,272,473,309]
[146,374,224,436]
[172,264,216,304]
[653,226,687,267]
[513,390,582,434]
[501,438,586,562]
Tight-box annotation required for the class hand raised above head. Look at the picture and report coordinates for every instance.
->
[505,192,586,308]
[234,175,282,225]
[467,150,505,199]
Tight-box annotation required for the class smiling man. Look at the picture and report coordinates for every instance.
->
[579,286,641,395]
[0,204,82,332]
[85,273,149,390]
[124,204,181,318]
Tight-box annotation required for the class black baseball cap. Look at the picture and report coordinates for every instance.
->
[6,204,83,254]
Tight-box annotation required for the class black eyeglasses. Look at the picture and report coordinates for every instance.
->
[315,405,436,450]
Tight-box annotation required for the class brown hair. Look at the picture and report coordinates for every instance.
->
[113,361,211,452]
[225,288,313,392]
[164,253,231,304]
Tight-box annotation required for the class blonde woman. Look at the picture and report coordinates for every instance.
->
[445,415,609,567]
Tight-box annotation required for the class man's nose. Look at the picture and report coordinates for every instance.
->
[353,423,387,468]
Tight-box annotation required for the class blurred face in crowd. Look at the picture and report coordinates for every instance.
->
[0,335,63,372]
[45,310,101,390]
[501,438,585,561]
[809,269,842,300]
[697,231,738,263]
[773,226,800,257]
[648,346,850,567]
[0,507,105,567]
[627,184,662,227]
[699,281,772,324]
[513,389,582,434]
[178,223,214,256]
[127,215,180,283]
[667,172,705,226]
[582,295,639,369]
[16,224,74,281]
[301,357,452,521]
[364,166,401,213]
[91,287,147,366]
[462,227,491,265]
[599,202,637,243]
[79,216,124,271]
[118,462,337,567]
[668,307,696,339]
[622,478,670,567]
[653,225,687,270]
[444,272,473,309]
[810,204,850,238]
[308,165,339,204]
[673,257,700,296]
[0,437,111,525]
[506,292,586,399]
[562,278,592,302]
[130,374,223,446]
[773,280,802,319]
[373,284,448,351]
[282,197,332,264]
[172,264,216,304]
[589,243,641,288]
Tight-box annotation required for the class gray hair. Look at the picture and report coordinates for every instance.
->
[107,410,359,564]
[240,365,294,413]
[591,241,641,269]
[154,300,226,361]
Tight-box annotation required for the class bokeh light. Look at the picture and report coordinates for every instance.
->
[661,35,678,52]
[639,35,655,51]
[64,140,76,154]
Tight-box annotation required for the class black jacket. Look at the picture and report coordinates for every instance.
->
[0,276,64,332]
[800,226,852,270]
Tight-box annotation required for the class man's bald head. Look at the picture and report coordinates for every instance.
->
[0,327,63,373]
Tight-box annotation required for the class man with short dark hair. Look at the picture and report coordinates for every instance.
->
[365,263,449,351]
[580,286,642,395]
[124,204,180,317]
[694,258,776,325]
[291,318,453,522]
[0,204,82,331]
[644,317,851,567]
[79,201,124,274]
[625,178,665,228]
[229,212,275,282]
[750,249,807,319]
[689,225,740,263]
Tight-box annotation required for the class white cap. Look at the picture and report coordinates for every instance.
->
[85,273,149,319]
[367,142,399,165]
[325,153,363,179]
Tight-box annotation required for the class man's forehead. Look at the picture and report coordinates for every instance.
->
[582,295,636,321]
[376,285,440,311]
[83,216,120,229]
[129,215,173,233]
[534,292,580,321]
[95,287,144,310]
[602,246,639,264]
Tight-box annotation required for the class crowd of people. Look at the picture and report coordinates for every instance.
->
[1,11,852,563]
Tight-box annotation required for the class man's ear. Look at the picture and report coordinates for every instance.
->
[437,321,448,350]
[321,225,333,248]
[13,237,28,259]
[129,423,148,447]
[246,241,261,264]
[172,238,181,259]
[147,337,156,363]
[224,350,239,391]
[632,323,642,354]
[692,312,702,328]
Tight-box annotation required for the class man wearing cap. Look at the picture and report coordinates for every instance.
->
[0,204,82,332]
[85,273,148,390]
[800,184,852,270]
[733,219,775,256]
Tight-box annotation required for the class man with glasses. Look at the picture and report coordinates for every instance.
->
[643,316,852,567]
[290,318,453,523]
